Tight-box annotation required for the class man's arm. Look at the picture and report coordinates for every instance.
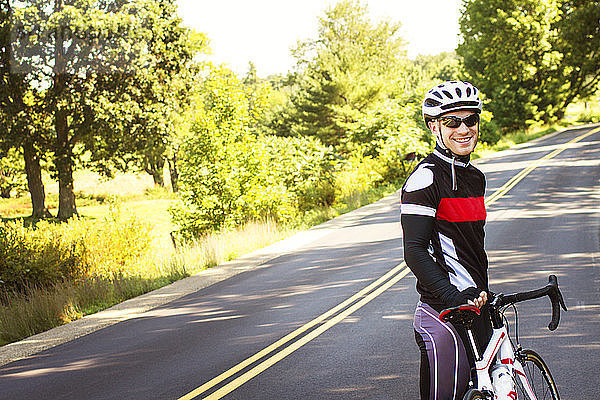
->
[401,213,481,307]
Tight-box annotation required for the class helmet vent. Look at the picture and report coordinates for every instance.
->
[425,98,442,107]
[422,80,483,126]
[442,90,453,99]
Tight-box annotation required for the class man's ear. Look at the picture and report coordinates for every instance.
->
[428,120,437,133]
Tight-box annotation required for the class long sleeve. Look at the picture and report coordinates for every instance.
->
[401,214,477,307]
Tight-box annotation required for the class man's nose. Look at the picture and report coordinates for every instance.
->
[456,122,470,133]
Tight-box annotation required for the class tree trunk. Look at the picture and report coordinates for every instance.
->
[22,141,52,218]
[54,0,77,220]
[55,107,77,220]
[145,157,165,187]
[168,155,179,193]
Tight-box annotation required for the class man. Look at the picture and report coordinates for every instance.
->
[400,81,492,400]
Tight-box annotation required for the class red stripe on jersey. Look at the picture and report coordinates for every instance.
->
[437,197,486,222]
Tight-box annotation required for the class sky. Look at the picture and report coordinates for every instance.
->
[175,0,462,78]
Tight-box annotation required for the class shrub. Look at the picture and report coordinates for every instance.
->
[335,153,384,198]
[172,68,339,239]
[0,221,86,290]
[576,110,600,124]
[262,135,338,211]
[0,205,153,292]
[352,100,431,183]
[478,110,502,145]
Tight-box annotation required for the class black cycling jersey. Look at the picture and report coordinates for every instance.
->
[401,145,489,312]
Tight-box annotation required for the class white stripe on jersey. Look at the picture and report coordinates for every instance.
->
[401,203,436,217]
[404,163,435,192]
[438,232,477,291]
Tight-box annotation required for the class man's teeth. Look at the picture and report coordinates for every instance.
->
[454,137,471,143]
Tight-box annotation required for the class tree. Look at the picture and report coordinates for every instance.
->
[286,0,407,147]
[412,52,461,83]
[173,67,271,236]
[458,0,600,130]
[0,148,26,198]
[553,0,600,114]
[0,0,52,217]
[9,0,198,219]
[84,14,207,191]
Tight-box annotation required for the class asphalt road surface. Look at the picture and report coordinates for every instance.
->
[1,124,599,399]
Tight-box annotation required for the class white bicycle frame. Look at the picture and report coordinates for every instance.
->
[467,325,538,399]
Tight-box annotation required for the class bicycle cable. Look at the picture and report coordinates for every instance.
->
[501,303,520,351]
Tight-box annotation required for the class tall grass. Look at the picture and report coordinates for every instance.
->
[297,183,401,228]
[0,217,294,345]
[167,219,295,272]
[0,271,187,346]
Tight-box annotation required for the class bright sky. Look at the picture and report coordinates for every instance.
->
[176,0,461,77]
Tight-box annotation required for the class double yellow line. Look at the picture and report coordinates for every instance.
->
[178,263,411,399]
[178,126,599,400]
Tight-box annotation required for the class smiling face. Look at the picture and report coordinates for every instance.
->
[428,110,480,156]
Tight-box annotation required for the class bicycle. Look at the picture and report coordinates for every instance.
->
[439,275,567,400]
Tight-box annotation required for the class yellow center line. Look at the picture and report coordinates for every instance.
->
[177,263,408,400]
[177,125,599,400]
[203,267,411,400]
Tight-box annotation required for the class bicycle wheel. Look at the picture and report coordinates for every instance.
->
[462,388,490,399]
[514,349,560,400]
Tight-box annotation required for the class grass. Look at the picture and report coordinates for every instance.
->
[0,174,399,346]
[0,271,187,346]
[296,183,401,229]
[166,219,295,272]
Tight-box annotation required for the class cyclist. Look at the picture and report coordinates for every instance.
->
[400,80,492,400]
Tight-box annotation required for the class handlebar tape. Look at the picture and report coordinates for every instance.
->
[548,275,568,331]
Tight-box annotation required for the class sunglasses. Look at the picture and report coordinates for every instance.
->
[438,114,480,128]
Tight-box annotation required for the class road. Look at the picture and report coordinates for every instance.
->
[1,124,599,399]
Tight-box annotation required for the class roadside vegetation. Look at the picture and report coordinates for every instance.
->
[1,0,599,345]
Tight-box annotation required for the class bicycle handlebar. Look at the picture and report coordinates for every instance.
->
[496,275,568,331]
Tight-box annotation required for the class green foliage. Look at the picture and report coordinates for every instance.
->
[286,0,407,147]
[458,0,600,130]
[4,0,203,219]
[0,147,27,198]
[412,52,461,83]
[576,110,600,124]
[0,221,85,290]
[0,205,153,291]
[172,67,341,239]
[478,110,501,145]
[262,135,338,211]
[351,100,432,182]
[172,68,288,237]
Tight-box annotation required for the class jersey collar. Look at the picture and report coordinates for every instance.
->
[433,148,470,168]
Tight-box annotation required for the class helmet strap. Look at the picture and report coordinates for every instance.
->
[436,120,449,150]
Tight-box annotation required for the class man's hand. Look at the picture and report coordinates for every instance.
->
[467,291,488,309]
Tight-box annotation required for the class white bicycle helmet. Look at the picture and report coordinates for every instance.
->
[422,81,483,125]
